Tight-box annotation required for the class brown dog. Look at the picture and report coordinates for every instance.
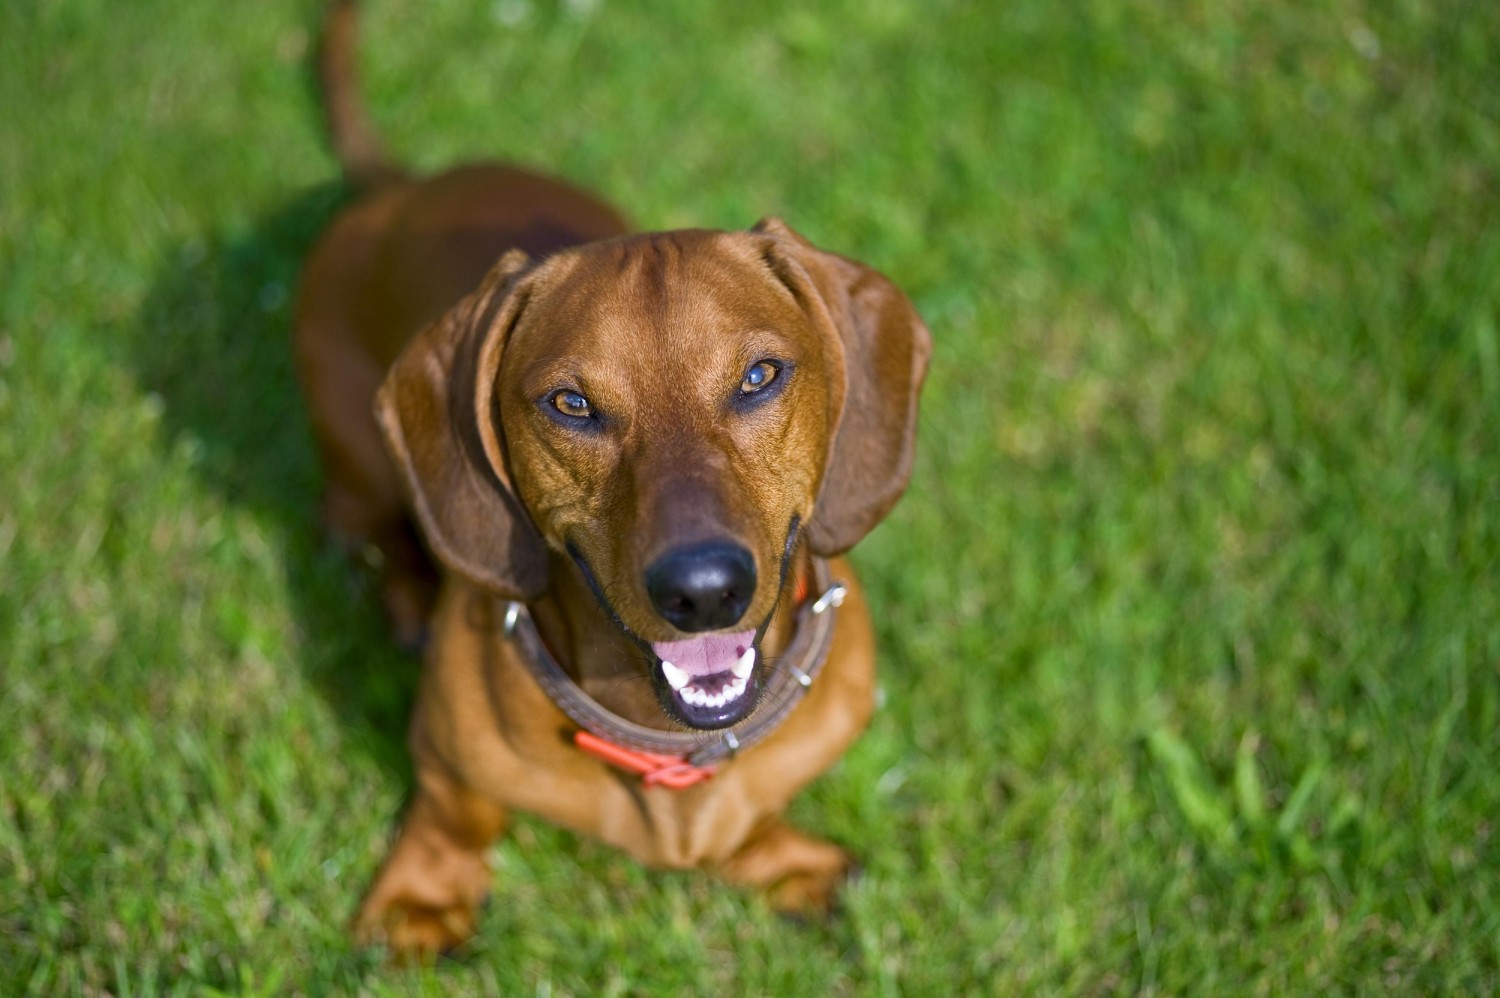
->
[294,0,930,957]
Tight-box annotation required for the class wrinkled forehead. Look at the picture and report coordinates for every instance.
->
[507,230,809,375]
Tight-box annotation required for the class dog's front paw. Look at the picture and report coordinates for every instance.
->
[766,848,859,917]
[719,819,858,918]
[352,894,481,961]
[350,829,492,961]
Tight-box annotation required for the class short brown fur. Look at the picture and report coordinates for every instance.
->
[294,0,930,958]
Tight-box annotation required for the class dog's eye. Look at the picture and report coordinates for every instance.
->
[740,361,781,394]
[550,390,593,419]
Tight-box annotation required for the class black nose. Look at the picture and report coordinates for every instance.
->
[645,542,757,632]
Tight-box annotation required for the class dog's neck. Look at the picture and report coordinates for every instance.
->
[526,548,811,730]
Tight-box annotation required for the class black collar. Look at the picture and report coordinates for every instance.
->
[498,558,847,768]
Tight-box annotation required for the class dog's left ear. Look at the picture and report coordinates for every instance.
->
[752,218,932,556]
[375,249,549,599]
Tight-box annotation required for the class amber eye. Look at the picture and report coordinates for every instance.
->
[740,360,781,394]
[551,390,593,419]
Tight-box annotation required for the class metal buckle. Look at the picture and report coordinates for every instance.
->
[502,601,522,637]
[810,583,847,615]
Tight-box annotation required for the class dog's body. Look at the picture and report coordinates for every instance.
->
[295,0,929,956]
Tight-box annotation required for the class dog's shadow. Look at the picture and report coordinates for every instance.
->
[123,181,416,775]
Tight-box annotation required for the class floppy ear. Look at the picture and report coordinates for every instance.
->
[752,218,932,556]
[374,249,549,598]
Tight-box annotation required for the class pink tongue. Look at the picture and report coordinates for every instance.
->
[651,629,755,678]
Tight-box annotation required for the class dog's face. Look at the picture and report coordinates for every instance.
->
[378,220,929,730]
[497,230,841,727]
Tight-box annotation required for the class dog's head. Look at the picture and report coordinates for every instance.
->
[377,219,930,730]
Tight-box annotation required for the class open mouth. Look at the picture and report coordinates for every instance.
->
[651,628,759,729]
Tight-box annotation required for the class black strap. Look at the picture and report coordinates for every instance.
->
[499,559,845,766]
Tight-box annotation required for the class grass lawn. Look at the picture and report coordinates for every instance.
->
[4,0,1499,992]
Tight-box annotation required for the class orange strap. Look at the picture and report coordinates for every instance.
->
[574,730,717,790]
[793,567,810,604]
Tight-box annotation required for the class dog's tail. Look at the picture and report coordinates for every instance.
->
[317,0,407,191]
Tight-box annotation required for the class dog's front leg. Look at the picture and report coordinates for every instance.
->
[352,763,508,958]
[715,816,858,916]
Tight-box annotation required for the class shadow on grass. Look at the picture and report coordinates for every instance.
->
[120,181,416,777]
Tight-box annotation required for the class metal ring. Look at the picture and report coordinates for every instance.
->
[811,583,847,615]
[503,601,522,637]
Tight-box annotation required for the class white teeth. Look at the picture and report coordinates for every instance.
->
[676,675,749,710]
[661,660,690,691]
[731,647,756,679]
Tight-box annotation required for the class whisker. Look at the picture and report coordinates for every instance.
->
[601,673,655,696]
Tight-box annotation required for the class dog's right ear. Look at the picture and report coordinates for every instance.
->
[375,249,549,599]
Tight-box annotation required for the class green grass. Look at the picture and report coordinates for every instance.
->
[4,0,1499,992]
